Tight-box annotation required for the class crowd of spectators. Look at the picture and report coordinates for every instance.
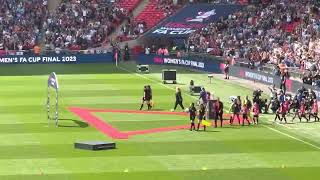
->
[44,0,128,51]
[187,0,320,74]
[0,0,48,51]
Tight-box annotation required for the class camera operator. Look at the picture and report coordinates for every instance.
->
[253,89,263,112]
[253,89,262,103]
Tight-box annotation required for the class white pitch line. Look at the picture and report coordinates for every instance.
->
[118,65,320,151]
[262,124,320,150]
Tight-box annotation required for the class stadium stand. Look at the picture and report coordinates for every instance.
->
[116,0,141,13]
[44,0,128,50]
[0,0,48,51]
[187,0,320,72]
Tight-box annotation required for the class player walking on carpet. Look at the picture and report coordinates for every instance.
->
[197,104,207,131]
[215,98,224,127]
[292,100,308,122]
[188,103,197,131]
[229,99,241,125]
[277,103,288,123]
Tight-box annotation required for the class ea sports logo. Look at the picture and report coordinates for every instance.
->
[153,57,164,64]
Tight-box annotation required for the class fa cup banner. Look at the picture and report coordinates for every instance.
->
[0,53,114,64]
[147,4,242,38]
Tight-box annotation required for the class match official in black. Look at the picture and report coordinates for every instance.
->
[173,87,185,111]
[216,98,224,127]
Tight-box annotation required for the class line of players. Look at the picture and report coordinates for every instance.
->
[139,84,320,131]
[268,86,320,123]
[188,88,262,131]
[139,85,261,131]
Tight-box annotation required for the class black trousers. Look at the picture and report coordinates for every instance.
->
[174,101,184,110]
[280,83,286,93]
[215,112,223,127]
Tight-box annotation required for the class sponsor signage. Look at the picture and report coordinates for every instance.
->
[139,53,320,100]
[0,53,114,64]
[147,4,242,38]
[137,54,223,72]
[238,69,274,84]
[154,57,205,68]
[230,66,320,100]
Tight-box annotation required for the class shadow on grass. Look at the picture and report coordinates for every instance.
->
[144,109,167,111]
[58,119,88,128]
[193,130,220,133]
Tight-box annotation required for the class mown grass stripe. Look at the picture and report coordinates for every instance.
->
[0,132,109,146]
[0,152,320,175]
[0,140,315,160]
[0,96,177,106]
[2,167,320,180]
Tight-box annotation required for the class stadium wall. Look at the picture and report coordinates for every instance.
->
[229,66,320,100]
[0,53,114,64]
[137,54,224,73]
[137,53,320,99]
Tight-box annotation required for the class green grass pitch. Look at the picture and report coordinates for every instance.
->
[0,62,319,180]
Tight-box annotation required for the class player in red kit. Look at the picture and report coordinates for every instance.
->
[284,99,291,114]
[309,99,319,122]
[279,103,287,123]
[293,100,308,122]
[188,103,197,131]
[241,104,251,126]
[252,102,260,124]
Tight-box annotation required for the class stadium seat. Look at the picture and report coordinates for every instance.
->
[133,0,168,29]
[116,0,141,13]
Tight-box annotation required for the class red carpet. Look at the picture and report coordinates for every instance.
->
[69,107,252,139]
